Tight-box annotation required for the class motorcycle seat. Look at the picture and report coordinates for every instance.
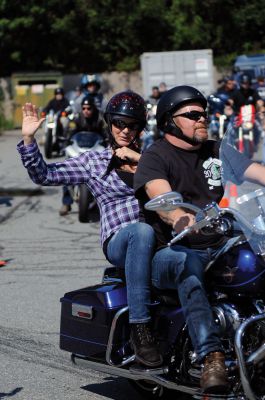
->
[103,267,181,306]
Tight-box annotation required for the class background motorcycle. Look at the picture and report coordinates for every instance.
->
[64,131,105,222]
[207,93,232,140]
[234,104,256,158]
[42,105,76,159]
[141,103,161,151]
[60,120,265,399]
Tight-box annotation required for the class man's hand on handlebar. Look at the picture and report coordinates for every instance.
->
[172,212,197,234]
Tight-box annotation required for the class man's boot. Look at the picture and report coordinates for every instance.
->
[200,351,229,394]
[130,323,163,368]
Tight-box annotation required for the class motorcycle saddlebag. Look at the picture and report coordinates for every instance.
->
[60,281,128,359]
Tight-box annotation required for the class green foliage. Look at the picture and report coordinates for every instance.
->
[0,0,265,74]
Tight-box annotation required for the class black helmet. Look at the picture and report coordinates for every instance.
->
[54,87,64,95]
[104,90,147,131]
[240,73,251,85]
[156,85,207,131]
[81,96,95,107]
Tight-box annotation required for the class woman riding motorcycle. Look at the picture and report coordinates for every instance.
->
[17,91,163,368]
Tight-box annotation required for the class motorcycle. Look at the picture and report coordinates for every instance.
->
[207,93,232,140]
[234,104,256,159]
[42,106,76,159]
[141,103,161,151]
[64,131,105,223]
[60,119,265,399]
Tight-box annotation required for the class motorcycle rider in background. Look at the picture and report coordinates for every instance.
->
[228,73,264,151]
[43,87,69,114]
[216,75,236,98]
[147,86,161,105]
[17,91,163,369]
[207,76,235,140]
[228,73,263,114]
[59,96,106,216]
[134,85,265,394]
[80,74,106,112]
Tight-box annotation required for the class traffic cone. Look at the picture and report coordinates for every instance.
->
[219,184,230,208]
[229,183,238,209]
[0,260,7,267]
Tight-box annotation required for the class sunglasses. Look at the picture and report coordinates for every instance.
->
[112,119,141,131]
[82,106,92,110]
[172,110,208,121]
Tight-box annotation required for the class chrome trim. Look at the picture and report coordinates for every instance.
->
[105,306,135,367]
[235,313,265,400]
[72,354,198,395]
[247,342,265,365]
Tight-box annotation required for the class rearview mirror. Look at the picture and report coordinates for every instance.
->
[145,191,183,211]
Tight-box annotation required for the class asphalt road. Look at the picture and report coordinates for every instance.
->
[0,131,140,400]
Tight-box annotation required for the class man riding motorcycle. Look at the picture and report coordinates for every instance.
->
[228,73,263,114]
[59,96,106,216]
[80,74,105,112]
[134,85,265,394]
[228,73,264,153]
[43,87,69,114]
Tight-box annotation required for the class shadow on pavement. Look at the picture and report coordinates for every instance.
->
[81,376,142,399]
[0,387,23,399]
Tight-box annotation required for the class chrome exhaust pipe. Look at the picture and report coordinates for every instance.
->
[71,354,198,395]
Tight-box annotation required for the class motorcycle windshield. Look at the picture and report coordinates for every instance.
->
[73,132,103,148]
[219,109,265,256]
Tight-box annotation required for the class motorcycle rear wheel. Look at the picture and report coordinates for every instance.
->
[44,128,53,159]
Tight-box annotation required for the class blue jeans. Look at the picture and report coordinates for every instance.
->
[151,238,238,361]
[107,222,156,324]
[62,185,73,206]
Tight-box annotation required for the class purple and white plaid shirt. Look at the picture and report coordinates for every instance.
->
[17,140,139,246]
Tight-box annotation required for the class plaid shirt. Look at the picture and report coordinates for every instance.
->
[17,140,139,246]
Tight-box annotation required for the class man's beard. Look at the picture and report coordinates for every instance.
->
[192,126,208,143]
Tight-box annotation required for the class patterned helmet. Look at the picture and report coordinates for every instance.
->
[104,90,147,130]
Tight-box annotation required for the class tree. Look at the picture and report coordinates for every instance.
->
[0,0,264,75]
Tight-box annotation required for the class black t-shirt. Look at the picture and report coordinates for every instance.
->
[231,88,261,113]
[134,138,225,250]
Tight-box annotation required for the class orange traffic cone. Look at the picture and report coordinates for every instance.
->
[219,184,230,208]
[229,183,238,209]
[0,260,7,267]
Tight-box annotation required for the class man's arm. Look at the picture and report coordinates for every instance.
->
[145,179,196,233]
[243,162,265,186]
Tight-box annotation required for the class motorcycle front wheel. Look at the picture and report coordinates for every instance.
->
[44,128,53,159]
[78,184,94,223]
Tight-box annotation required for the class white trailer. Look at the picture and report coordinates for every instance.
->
[140,49,215,99]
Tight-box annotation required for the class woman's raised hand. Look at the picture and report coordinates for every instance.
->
[22,103,46,145]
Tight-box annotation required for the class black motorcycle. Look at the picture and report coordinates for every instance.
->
[43,106,75,159]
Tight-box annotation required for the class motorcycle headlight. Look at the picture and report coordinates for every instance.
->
[242,122,253,130]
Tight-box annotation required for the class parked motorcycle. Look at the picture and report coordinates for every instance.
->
[64,131,105,222]
[42,106,76,159]
[60,121,265,399]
